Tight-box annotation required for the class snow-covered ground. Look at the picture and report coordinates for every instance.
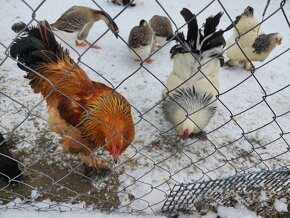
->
[0,205,264,218]
[0,0,289,217]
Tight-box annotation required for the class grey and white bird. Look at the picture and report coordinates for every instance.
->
[128,19,155,63]
[226,6,282,71]
[163,8,239,139]
[51,6,119,49]
[149,15,173,48]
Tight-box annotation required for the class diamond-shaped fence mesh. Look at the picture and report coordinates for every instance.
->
[0,0,289,217]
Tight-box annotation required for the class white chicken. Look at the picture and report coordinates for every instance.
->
[163,8,239,139]
[226,6,282,71]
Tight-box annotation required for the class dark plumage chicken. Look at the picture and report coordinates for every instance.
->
[0,133,21,185]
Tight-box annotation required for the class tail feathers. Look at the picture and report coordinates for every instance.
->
[10,20,62,73]
[180,8,198,46]
[201,13,241,52]
[11,21,27,33]
[37,20,58,51]
[203,12,223,38]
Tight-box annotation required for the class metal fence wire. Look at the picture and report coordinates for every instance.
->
[0,0,290,217]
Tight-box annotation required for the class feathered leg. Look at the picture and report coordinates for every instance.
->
[61,136,112,178]
[225,59,235,67]
[80,153,112,178]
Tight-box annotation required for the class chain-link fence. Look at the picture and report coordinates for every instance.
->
[0,0,289,217]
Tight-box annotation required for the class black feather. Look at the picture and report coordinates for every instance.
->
[171,8,240,59]
[180,8,198,47]
[122,0,136,7]
[252,33,277,54]
[11,21,27,33]
[203,12,223,38]
[0,133,21,184]
[10,20,64,75]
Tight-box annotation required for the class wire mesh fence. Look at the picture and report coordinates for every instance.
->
[0,0,289,217]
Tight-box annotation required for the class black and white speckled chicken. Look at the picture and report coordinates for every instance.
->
[0,133,21,185]
[226,6,282,71]
[163,8,239,139]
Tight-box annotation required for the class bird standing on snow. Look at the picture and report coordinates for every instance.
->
[51,6,119,49]
[10,20,135,178]
[163,8,239,139]
[128,20,155,63]
[0,133,21,185]
[226,6,282,71]
[149,15,173,48]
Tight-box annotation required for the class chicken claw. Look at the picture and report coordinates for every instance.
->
[83,163,111,178]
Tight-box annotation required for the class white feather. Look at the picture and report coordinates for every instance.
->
[163,47,221,136]
[154,36,167,47]
[226,14,281,68]
[128,35,154,61]
[128,44,152,61]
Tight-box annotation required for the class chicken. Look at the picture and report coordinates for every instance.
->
[226,6,282,71]
[0,133,22,185]
[163,8,239,139]
[111,0,136,7]
[51,6,119,49]
[149,15,173,48]
[10,21,135,178]
[128,20,155,63]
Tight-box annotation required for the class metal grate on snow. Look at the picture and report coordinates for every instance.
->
[162,168,290,213]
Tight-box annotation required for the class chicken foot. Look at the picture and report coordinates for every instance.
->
[81,153,112,178]
[61,136,112,178]
[239,60,253,71]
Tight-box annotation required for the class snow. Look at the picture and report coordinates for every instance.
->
[0,200,262,218]
[217,205,262,218]
[274,198,288,213]
[259,191,270,203]
[0,0,290,217]
[0,210,166,218]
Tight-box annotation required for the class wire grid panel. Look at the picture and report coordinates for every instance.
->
[161,168,290,213]
[0,0,290,216]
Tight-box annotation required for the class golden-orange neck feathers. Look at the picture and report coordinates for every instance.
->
[80,93,135,151]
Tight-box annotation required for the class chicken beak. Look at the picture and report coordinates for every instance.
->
[114,158,118,164]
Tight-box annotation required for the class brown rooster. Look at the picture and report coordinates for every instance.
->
[10,21,135,177]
